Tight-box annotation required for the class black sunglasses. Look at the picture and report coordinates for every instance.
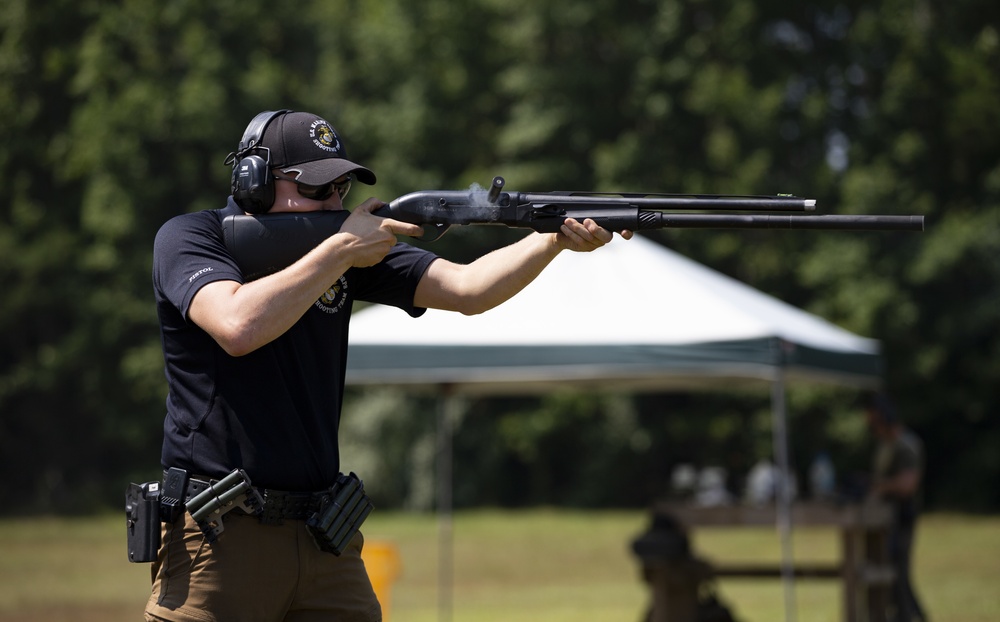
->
[273,173,352,201]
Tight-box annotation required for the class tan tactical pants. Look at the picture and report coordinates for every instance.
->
[144,511,380,622]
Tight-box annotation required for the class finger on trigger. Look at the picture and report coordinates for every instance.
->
[385,219,424,238]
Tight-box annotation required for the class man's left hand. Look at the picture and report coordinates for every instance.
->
[556,218,634,252]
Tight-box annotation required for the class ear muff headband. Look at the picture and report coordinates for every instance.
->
[228,109,291,214]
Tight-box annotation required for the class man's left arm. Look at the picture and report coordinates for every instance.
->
[414,218,632,315]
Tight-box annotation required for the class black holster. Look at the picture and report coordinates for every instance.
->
[125,481,161,563]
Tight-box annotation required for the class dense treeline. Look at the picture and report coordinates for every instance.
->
[1,0,997,514]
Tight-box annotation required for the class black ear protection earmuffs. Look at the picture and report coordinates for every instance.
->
[225,109,291,214]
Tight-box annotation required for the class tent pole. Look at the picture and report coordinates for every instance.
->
[771,367,797,622]
[437,385,457,622]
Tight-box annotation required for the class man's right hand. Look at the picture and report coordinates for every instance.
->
[337,198,425,268]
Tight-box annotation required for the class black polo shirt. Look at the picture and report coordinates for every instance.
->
[152,199,437,491]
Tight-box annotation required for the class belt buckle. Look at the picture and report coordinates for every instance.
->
[259,489,289,526]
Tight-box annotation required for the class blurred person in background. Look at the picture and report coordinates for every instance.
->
[866,392,929,622]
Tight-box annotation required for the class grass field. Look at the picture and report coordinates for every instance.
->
[0,509,997,621]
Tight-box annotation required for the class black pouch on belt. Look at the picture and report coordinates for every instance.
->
[125,481,161,563]
[306,472,374,556]
[186,468,264,543]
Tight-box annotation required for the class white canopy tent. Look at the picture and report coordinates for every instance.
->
[345,234,880,391]
[345,234,882,622]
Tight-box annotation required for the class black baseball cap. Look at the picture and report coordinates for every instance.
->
[260,111,376,186]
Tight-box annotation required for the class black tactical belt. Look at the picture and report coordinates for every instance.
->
[183,475,324,524]
[153,468,373,555]
[127,469,366,563]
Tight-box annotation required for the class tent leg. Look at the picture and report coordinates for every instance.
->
[772,372,797,622]
[437,386,457,622]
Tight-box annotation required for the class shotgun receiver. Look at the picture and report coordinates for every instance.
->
[223,175,924,281]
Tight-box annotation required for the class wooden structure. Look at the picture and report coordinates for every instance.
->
[633,502,896,622]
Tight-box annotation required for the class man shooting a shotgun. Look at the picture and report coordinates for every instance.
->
[143,109,631,622]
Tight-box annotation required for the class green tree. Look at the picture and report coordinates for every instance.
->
[829,2,1000,508]
[1,0,341,511]
[1,0,998,513]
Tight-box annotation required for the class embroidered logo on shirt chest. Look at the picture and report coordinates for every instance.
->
[315,276,349,315]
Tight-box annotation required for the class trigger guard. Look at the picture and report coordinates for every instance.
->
[418,223,450,242]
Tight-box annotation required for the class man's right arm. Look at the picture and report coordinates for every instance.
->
[190,201,422,356]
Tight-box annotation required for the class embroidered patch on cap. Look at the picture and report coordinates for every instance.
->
[310,120,341,153]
